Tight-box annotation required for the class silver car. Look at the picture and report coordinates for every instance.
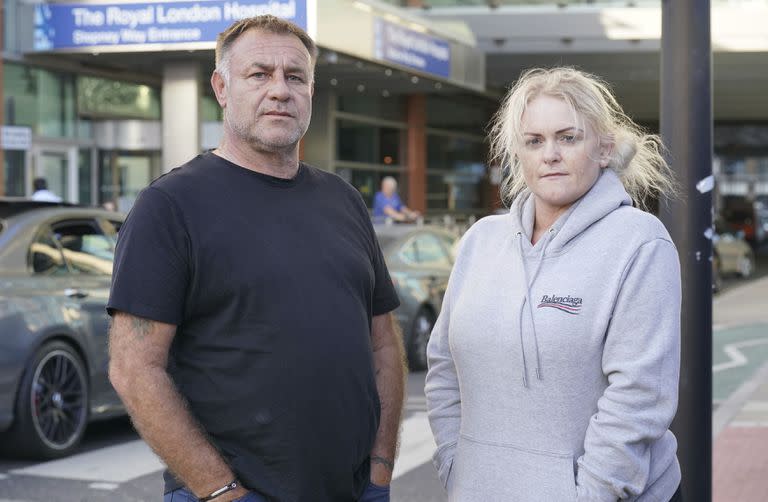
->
[0,199,125,459]
[374,224,458,371]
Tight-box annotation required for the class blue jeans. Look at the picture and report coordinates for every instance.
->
[163,487,266,502]
[163,482,389,502]
[359,481,390,502]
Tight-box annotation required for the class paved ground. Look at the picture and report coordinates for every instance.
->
[712,249,768,502]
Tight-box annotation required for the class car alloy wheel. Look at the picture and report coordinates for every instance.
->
[0,341,91,459]
[30,347,88,452]
[409,308,436,371]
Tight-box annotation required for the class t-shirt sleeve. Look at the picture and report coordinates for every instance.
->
[371,234,400,316]
[107,186,190,325]
[359,203,399,316]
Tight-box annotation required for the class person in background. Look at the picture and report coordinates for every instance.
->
[425,67,682,501]
[373,176,421,222]
[107,15,405,502]
[31,177,62,202]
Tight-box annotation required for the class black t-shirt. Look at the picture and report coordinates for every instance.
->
[107,152,400,501]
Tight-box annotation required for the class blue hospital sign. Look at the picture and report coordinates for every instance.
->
[373,18,450,79]
[34,0,309,51]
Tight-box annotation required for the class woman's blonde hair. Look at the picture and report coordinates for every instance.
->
[488,67,677,210]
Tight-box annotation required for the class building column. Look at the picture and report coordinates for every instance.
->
[162,62,200,172]
[407,94,427,213]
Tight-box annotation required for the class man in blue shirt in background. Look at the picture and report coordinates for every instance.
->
[373,176,421,222]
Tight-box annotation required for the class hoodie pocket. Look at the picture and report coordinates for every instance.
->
[449,434,576,502]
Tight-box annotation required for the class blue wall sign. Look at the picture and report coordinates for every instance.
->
[373,18,450,79]
[34,0,307,50]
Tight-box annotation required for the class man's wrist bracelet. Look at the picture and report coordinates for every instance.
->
[370,455,395,472]
[199,480,238,502]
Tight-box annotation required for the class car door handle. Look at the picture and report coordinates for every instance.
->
[64,288,89,299]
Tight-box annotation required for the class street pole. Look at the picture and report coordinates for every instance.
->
[0,2,5,195]
[659,1,712,501]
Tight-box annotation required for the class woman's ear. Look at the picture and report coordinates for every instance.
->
[599,139,614,168]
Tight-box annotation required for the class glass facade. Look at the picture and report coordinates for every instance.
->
[78,76,161,120]
[4,63,78,138]
[426,134,486,210]
[334,96,407,207]
[99,151,159,212]
[2,61,163,203]
[425,95,491,212]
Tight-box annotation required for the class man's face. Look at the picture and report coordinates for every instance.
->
[382,180,396,196]
[214,29,314,154]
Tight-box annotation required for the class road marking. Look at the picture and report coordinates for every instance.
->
[10,440,164,483]
[89,482,119,490]
[713,359,768,438]
[393,412,436,480]
[4,415,437,485]
[714,338,768,372]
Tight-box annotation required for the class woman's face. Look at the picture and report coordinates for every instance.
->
[518,94,609,222]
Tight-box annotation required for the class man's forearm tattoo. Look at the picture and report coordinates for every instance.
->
[130,317,153,339]
[371,455,395,472]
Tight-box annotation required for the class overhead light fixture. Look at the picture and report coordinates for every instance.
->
[411,76,419,84]
[384,68,392,77]
[324,51,338,64]
[408,23,428,34]
[357,84,365,92]
[382,90,390,97]
[330,78,338,86]
[434,82,442,90]
[352,1,373,13]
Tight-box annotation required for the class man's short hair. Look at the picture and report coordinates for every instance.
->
[33,177,47,191]
[382,176,398,188]
[215,15,318,83]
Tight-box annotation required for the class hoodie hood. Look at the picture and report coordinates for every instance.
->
[507,169,633,386]
[509,168,633,254]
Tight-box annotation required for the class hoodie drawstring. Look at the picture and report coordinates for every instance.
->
[516,229,554,387]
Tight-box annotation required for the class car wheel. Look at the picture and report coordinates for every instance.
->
[738,255,755,278]
[1,341,89,459]
[408,308,435,371]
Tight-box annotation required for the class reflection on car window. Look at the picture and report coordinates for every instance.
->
[52,221,114,276]
[400,240,418,264]
[29,232,69,276]
[438,233,458,261]
[400,233,451,268]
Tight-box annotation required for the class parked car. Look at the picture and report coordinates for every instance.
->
[0,199,125,459]
[374,223,459,371]
[714,230,756,279]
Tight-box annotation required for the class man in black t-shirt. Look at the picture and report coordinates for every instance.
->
[107,15,405,502]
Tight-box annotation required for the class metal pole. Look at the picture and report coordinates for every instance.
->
[659,1,712,501]
[0,2,5,196]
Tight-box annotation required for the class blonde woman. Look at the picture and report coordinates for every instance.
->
[425,67,682,501]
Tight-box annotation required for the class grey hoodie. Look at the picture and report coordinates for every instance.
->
[425,169,681,501]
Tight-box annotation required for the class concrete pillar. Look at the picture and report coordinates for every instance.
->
[407,94,427,213]
[162,62,200,172]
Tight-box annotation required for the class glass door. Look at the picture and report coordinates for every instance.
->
[99,151,159,213]
[31,145,79,202]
